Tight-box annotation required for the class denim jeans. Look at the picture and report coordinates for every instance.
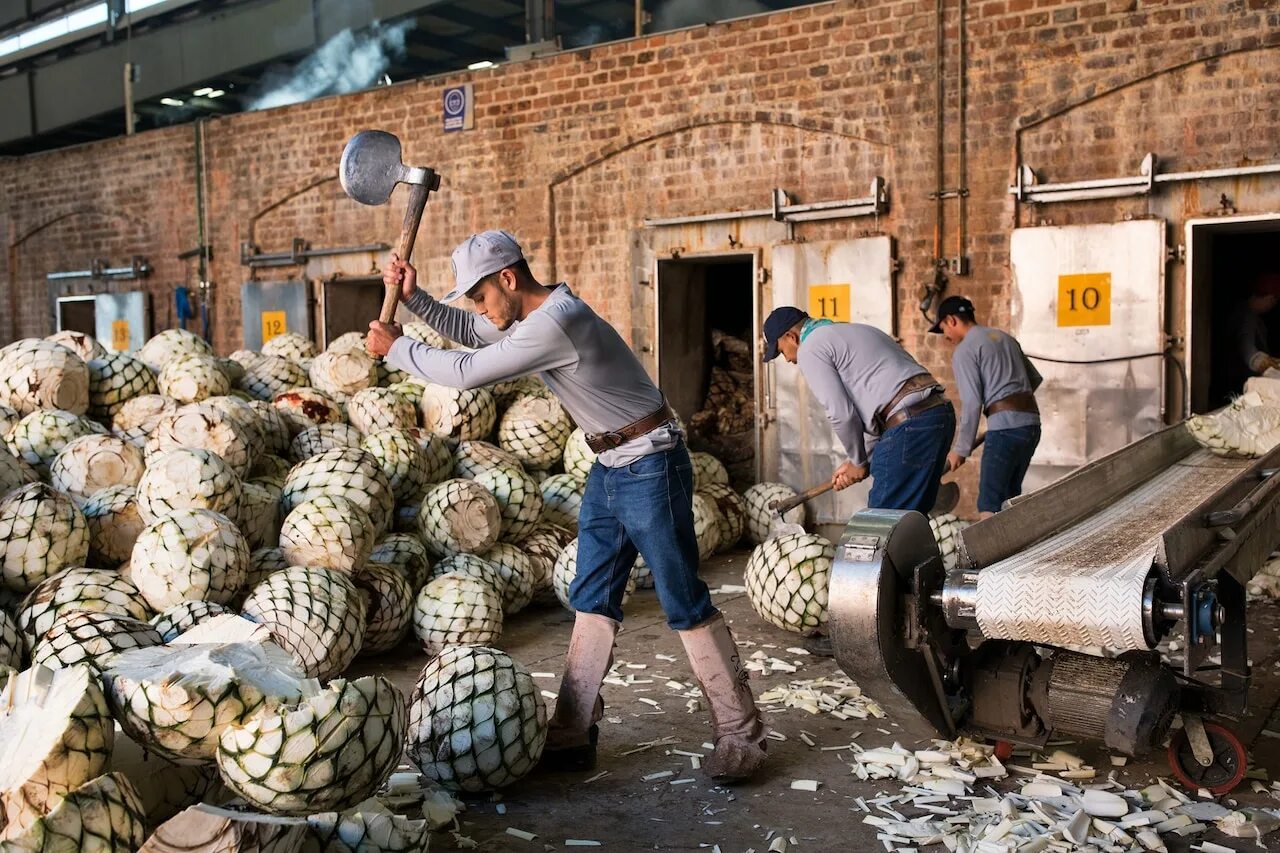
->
[868,401,956,513]
[569,442,718,631]
[978,424,1041,513]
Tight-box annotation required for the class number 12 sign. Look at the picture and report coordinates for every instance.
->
[808,284,851,323]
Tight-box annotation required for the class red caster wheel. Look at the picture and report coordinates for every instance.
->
[993,740,1014,761]
[1167,721,1248,795]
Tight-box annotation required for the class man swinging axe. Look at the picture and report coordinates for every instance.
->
[365,230,769,781]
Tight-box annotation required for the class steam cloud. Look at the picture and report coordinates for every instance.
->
[248,19,413,112]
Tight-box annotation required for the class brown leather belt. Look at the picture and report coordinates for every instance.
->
[874,373,944,432]
[585,401,677,454]
[985,391,1039,417]
[880,392,949,432]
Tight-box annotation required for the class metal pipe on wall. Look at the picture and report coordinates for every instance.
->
[194,118,212,342]
[956,0,967,269]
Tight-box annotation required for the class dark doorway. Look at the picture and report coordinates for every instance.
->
[320,276,383,347]
[656,255,757,487]
[56,297,96,336]
[1189,220,1280,412]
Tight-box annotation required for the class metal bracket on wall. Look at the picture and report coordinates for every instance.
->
[45,256,152,282]
[240,238,391,269]
[1010,153,1280,204]
[642,179,888,228]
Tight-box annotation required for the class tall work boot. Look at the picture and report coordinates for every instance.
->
[538,612,619,772]
[679,613,769,782]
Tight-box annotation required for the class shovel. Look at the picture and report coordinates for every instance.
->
[767,474,964,538]
[339,130,443,324]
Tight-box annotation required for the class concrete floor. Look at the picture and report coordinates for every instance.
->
[353,550,1280,853]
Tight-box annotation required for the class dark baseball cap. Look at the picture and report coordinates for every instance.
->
[762,306,808,362]
[928,295,976,333]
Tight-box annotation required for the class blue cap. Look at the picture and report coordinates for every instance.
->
[762,306,808,362]
[442,230,526,303]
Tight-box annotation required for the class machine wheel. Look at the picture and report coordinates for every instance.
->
[1166,721,1248,795]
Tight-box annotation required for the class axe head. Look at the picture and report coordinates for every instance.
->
[340,130,415,206]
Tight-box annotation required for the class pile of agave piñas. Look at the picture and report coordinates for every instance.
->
[0,326,796,850]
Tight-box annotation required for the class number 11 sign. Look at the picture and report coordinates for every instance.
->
[808,283,851,323]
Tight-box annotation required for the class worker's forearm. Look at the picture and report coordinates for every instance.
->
[403,288,491,348]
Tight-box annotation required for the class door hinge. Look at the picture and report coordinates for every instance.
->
[757,267,770,285]
[1168,244,1186,264]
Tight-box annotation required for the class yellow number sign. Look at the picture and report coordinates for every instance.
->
[261,311,287,344]
[1057,273,1111,327]
[111,320,130,351]
[808,284,851,323]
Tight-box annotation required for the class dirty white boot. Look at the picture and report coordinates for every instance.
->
[538,612,619,772]
[679,612,769,782]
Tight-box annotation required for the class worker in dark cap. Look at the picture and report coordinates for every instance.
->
[762,306,955,513]
[929,296,1042,518]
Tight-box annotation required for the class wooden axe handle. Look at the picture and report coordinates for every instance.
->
[771,481,834,515]
[380,181,432,324]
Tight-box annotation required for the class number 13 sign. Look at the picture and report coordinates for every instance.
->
[808,284,851,323]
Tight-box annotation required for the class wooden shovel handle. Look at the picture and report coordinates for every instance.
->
[380,181,432,324]
[770,481,835,515]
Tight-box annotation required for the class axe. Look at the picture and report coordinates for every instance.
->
[339,130,442,325]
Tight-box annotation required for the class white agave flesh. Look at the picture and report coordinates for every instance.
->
[0,772,146,851]
[0,664,115,836]
[103,641,319,763]
[307,802,429,853]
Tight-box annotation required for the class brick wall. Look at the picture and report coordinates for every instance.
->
[0,0,1277,500]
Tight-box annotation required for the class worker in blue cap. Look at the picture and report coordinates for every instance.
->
[929,295,1041,518]
[761,306,955,514]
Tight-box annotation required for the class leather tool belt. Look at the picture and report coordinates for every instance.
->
[875,373,947,433]
[585,401,677,453]
[985,390,1039,417]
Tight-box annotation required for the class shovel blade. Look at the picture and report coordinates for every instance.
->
[339,130,410,206]
[931,481,960,516]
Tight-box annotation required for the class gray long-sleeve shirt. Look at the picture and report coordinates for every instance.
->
[387,285,678,467]
[796,323,935,467]
[951,325,1042,457]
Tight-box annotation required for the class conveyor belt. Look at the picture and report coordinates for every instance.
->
[975,449,1248,651]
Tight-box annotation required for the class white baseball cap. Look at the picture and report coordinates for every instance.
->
[442,230,526,303]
